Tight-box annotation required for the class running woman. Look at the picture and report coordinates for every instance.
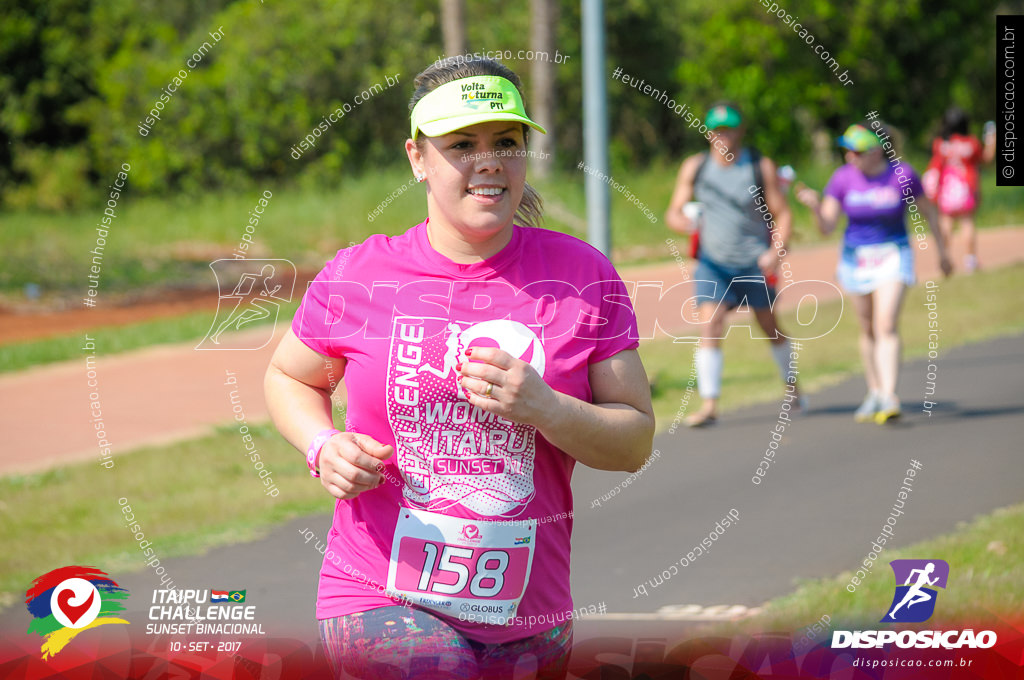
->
[796,123,952,424]
[922,107,997,272]
[664,102,801,427]
[265,57,654,680]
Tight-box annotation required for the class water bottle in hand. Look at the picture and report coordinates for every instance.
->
[777,165,796,193]
[682,202,704,233]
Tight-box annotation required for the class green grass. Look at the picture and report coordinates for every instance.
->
[640,263,1024,429]
[1,266,1022,613]
[2,169,589,298]
[0,302,298,374]
[4,160,1019,298]
[0,423,330,612]
[710,502,1024,637]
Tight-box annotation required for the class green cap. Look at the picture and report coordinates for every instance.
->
[704,104,743,130]
[410,75,547,139]
[837,124,881,152]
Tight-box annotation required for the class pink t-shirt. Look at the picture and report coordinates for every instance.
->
[291,219,639,644]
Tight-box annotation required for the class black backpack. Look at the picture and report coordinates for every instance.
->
[692,147,764,197]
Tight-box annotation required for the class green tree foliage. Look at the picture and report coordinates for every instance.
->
[0,0,1006,208]
[1,0,96,207]
[79,0,437,193]
[601,0,1001,165]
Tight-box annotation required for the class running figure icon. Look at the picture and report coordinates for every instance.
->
[417,323,463,378]
[880,558,949,623]
[887,562,938,619]
[197,258,296,350]
[210,264,283,343]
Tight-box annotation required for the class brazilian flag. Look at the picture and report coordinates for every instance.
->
[228,590,246,603]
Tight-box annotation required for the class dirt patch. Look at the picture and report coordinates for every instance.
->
[0,267,320,345]
[0,290,223,344]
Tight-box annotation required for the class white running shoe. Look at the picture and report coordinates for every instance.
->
[874,394,902,424]
[854,393,880,423]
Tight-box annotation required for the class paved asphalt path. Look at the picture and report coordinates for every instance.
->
[570,333,1023,613]
[4,333,1019,653]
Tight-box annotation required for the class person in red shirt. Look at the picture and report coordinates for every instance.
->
[922,108,996,273]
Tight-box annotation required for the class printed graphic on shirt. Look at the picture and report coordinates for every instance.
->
[845,186,902,211]
[936,138,980,168]
[386,316,546,518]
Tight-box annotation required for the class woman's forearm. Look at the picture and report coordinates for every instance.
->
[264,366,336,453]
[535,392,655,473]
[797,185,836,236]
[922,201,948,257]
[811,204,836,236]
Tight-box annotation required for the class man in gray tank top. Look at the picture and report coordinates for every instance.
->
[664,103,803,427]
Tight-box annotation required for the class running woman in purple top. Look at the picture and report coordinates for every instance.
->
[796,123,951,424]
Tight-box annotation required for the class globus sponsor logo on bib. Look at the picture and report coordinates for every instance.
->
[831,559,997,649]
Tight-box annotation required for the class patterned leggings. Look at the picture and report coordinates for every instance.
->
[318,605,572,680]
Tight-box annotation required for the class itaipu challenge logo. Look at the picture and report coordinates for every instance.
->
[25,566,129,659]
[881,559,949,623]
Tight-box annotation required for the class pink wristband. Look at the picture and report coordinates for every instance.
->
[306,428,341,478]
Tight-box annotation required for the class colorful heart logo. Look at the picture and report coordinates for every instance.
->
[463,525,480,540]
[27,567,128,658]
[48,578,101,629]
[56,588,95,625]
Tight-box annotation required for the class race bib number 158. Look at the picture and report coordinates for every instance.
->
[386,508,536,625]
